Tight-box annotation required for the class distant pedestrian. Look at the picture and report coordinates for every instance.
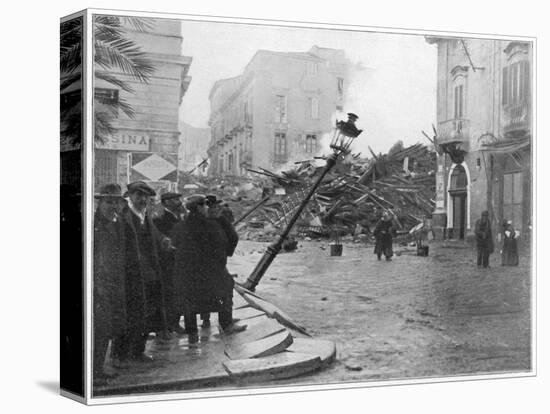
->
[373,211,394,261]
[501,219,519,266]
[474,210,494,268]
[93,184,126,384]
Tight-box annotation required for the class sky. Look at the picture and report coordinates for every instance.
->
[177,18,437,155]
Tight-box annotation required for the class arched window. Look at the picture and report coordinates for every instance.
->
[450,164,467,191]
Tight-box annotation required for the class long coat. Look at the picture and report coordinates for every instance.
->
[171,213,237,314]
[121,207,169,334]
[501,225,519,266]
[93,211,127,336]
[373,219,394,258]
[475,218,494,253]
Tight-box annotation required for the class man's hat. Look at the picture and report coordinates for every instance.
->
[185,194,207,209]
[161,192,182,202]
[127,181,156,196]
[206,194,223,206]
[481,210,489,217]
[95,183,123,199]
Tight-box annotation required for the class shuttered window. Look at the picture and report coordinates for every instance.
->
[502,60,530,106]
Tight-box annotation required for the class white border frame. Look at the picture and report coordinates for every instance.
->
[59,7,537,406]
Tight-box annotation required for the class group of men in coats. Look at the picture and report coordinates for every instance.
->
[93,181,243,385]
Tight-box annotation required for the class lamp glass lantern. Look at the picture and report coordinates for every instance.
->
[329,112,363,155]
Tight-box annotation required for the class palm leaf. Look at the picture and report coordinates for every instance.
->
[121,17,155,32]
[60,73,82,92]
[94,111,117,144]
[95,38,155,82]
[94,71,134,93]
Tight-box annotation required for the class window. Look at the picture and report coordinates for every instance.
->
[337,77,344,101]
[450,164,467,190]
[95,88,119,116]
[94,149,118,189]
[306,61,318,75]
[305,134,317,154]
[228,151,234,172]
[454,84,464,119]
[502,61,530,106]
[503,171,523,231]
[274,132,287,160]
[274,95,287,123]
[309,97,319,119]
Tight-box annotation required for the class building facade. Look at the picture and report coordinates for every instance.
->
[206,46,350,176]
[426,37,532,241]
[178,122,210,175]
[93,19,192,195]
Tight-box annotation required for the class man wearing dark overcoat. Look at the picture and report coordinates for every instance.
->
[171,195,245,343]
[373,211,395,261]
[154,192,185,334]
[93,184,127,383]
[199,195,239,328]
[475,210,494,268]
[113,181,172,362]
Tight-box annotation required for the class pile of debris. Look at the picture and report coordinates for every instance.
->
[237,142,437,242]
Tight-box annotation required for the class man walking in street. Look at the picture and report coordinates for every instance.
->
[373,211,395,261]
[475,210,494,268]
[93,184,127,385]
[113,181,172,363]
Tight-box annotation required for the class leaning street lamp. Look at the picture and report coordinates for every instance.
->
[242,113,363,291]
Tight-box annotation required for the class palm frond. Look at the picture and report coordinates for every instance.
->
[60,73,82,92]
[94,71,134,93]
[94,111,117,144]
[121,17,156,32]
[60,42,82,74]
[116,97,136,118]
[95,38,155,82]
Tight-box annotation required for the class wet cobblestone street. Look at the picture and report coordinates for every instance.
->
[229,240,532,386]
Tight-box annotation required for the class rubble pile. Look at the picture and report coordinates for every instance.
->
[239,142,437,241]
[175,142,437,243]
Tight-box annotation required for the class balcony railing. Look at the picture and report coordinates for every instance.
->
[503,101,531,137]
[437,118,470,145]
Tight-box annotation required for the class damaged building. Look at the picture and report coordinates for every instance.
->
[206,46,351,176]
[425,37,532,242]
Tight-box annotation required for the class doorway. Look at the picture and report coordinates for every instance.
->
[448,164,468,240]
[451,192,467,239]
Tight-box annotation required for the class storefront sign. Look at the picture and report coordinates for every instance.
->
[97,133,150,151]
[131,153,177,182]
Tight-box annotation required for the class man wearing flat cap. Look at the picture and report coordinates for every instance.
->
[172,194,245,342]
[93,184,126,384]
[112,181,172,363]
[153,192,185,334]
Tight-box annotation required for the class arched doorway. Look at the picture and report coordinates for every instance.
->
[448,164,468,239]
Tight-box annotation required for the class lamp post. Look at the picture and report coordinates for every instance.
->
[242,113,363,291]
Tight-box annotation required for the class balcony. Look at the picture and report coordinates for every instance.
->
[503,101,531,138]
[437,119,470,146]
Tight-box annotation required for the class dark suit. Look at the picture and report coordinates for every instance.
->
[113,207,169,359]
[154,209,181,330]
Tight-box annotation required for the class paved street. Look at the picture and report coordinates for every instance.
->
[229,239,532,385]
